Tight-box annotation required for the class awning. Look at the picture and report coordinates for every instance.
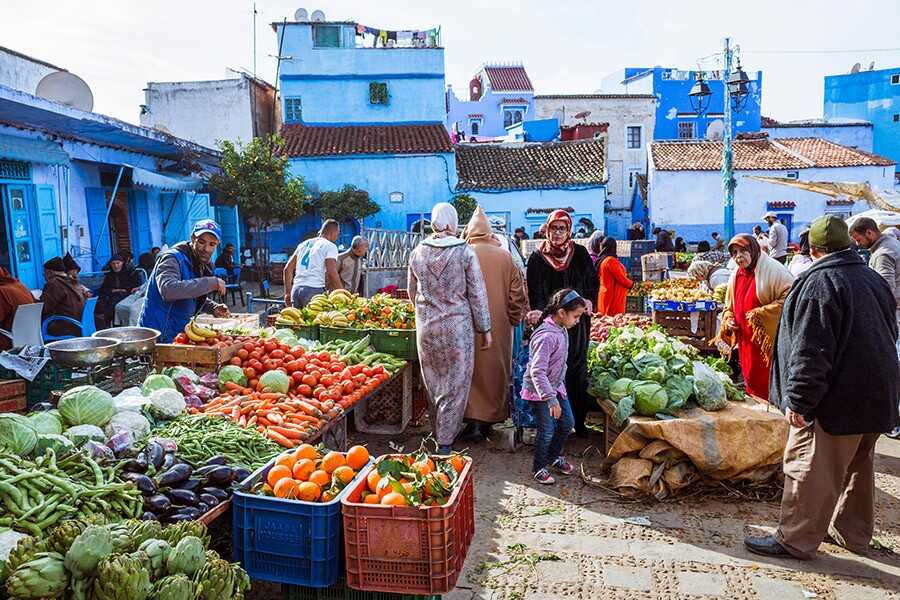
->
[0,133,70,166]
[745,176,900,212]
[129,165,204,192]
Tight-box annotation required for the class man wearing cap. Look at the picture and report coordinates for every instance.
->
[763,212,788,263]
[41,257,87,338]
[744,215,900,560]
[138,219,229,343]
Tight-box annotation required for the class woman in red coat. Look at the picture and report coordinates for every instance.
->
[596,237,633,316]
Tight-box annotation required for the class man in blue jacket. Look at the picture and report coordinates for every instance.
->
[139,219,229,342]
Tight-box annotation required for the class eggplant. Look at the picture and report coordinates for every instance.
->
[144,494,171,514]
[195,502,210,514]
[122,456,148,474]
[146,441,166,470]
[167,489,199,506]
[203,466,234,487]
[139,511,159,521]
[31,402,54,412]
[199,493,220,507]
[156,464,192,487]
[162,512,195,523]
[203,455,227,467]
[193,465,220,477]
[122,473,157,495]
[176,507,203,520]
[161,452,176,470]
[172,478,203,492]
[232,468,251,484]
[200,487,229,502]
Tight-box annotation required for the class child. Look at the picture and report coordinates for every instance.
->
[521,288,586,484]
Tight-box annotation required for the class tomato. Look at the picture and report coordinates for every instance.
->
[305,362,319,373]
[291,346,306,357]
[264,341,277,353]
[249,350,262,360]
[301,373,318,387]
[352,373,367,384]
[314,387,328,401]
[229,357,242,366]
[320,374,335,387]
[295,358,308,370]
[270,349,285,359]
[237,349,249,360]
[250,360,263,373]
[316,351,331,362]
[244,367,257,379]
[297,384,313,397]
[375,372,390,383]
[277,367,288,374]
[372,365,385,375]
[248,378,259,389]
[341,380,355,394]
[279,343,292,353]
[263,359,277,372]
[362,367,374,377]
[340,368,353,381]
[284,354,295,363]
[174,332,189,344]
[243,342,255,352]
[349,365,362,376]
[329,363,343,374]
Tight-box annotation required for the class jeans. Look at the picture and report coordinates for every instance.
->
[291,285,326,307]
[530,395,575,473]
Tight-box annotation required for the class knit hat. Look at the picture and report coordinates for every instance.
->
[808,215,852,251]
[44,257,66,273]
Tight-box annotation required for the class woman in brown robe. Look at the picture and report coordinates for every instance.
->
[462,207,526,433]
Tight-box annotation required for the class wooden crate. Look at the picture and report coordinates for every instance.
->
[0,395,26,413]
[0,379,26,401]
[595,398,623,456]
[195,313,261,330]
[154,342,242,375]
[652,309,718,348]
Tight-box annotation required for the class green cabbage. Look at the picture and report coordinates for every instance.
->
[632,351,668,383]
[217,365,247,390]
[27,411,63,435]
[142,374,176,396]
[587,370,616,399]
[58,386,115,427]
[609,378,635,403]
[273,329,298,346]
[613,396,635,427]
[258,370,290,394]
[34,433,75,456]
[632,381,669,416]
[63,424,106,447]
[663,376,694,414]
[0,414,37,455]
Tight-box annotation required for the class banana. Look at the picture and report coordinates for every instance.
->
[280,307,303,322]
[183,322,206,343]
[190,319,218,338]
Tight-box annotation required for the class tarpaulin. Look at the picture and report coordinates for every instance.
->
[0,133,70,166]
[129,165,203,192]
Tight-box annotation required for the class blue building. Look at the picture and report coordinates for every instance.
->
[445,65,535,140]
[271,18,455,248]
[824,66,900,166]
[601,67,762,140]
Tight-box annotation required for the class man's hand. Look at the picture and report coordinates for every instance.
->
[526,310,542,325]
[786,408,808,428]
[549,403,562,419]
[481,331,493,350]
[284,293,292,307]
[215,278,226,297]
[212,304,230,318]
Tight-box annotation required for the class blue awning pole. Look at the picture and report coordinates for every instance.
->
[93,165,124,269]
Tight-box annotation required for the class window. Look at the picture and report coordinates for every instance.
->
[626,125,642,149]
[369,82,389,105]
[786,171,799,179]
[389,191,404,203]
[894,114,900,122]
[468,118,482,136]
[677,122,695,139]
[891,74,900,85]
[313,24,341,48]
[503,108,524,129]
[284,97,302,122]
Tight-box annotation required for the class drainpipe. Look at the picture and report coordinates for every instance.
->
[93,165,124,270]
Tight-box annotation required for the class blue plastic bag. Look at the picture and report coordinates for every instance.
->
[510,340,537,429]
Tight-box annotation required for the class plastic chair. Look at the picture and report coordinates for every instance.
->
[214,267,244,306]
[0,302,44,349]
[42,297,98,342]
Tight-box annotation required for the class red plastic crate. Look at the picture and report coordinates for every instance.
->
[340,456,475,595]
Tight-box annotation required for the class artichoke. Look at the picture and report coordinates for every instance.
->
[64,525,113,579]
[105,522,136,553]
[92,552,152,600]
[129,521,163,546]
[193,556,235,600]
[71,576,92,600]
[165,536,205,577]
[150,574,194,600]
[45,517,99,554]
[5,551,68,599]
[155,522,208,547]
[1,536,43,581]
[233,564,251,600]
[136,539,171,579]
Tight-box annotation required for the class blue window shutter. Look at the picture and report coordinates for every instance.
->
[85,187,112,270]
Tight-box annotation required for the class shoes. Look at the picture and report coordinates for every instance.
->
[551,456,575,475]
[533,468,556,485]
[743,535,794,558]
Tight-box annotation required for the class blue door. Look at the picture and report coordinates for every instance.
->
[160,192,186,247]
[35,185,61,269]
[128,189,153,258]
[86,187,112,270]
[214,205,241,262]
[3,184,39,289]
[776,213,794,242]
[187,193,214,226]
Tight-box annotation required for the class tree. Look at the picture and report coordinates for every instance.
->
[207,134,310,294]
[314,185,380,224]
[452,194,477,227]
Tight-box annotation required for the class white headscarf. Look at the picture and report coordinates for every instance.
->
[430,202,458,237]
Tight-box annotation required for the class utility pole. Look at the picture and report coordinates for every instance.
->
[722,37,736,241]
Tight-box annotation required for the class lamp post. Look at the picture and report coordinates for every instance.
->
[688,37,751,241]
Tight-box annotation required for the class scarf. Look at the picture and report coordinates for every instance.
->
[595,236,617,270]
[538,209,574,272]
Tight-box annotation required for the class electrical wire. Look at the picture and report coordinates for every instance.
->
[743,47,900,55]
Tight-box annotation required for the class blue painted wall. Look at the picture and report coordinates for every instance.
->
[507,118,560,142]
[764,124,873,151]
[824,67,900,163]
[446,88,535,139]
[464,187,606,236]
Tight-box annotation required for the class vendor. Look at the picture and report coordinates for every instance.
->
[96,255,141,329]
[687,258,731,289]
[0,267,36,350]
[138,219,229,342]
[42,257,87,338]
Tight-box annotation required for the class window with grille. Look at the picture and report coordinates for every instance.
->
[503,108,524,129]
[285,97,302,122]
[0,160,30,180]
[678,122,695,139]
[369,82,389,105]
[469,119,482,135]
[313,25,341,48]
[626,126,642,148]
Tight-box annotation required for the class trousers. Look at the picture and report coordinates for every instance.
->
[291,285,326,308]
[530,395,574,473]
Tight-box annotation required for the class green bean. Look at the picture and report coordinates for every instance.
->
[0,481,25,508]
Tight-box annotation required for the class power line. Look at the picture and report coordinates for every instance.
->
[744,47,900,55]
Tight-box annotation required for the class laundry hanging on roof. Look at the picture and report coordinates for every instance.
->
[398,31,413,45]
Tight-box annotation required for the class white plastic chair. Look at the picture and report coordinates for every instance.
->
[0,303,45,349]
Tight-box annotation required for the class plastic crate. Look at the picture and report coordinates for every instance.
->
[625,296,648,314]
[370,329,417,360]
[616,239,655,258]
[353,366,412,435]
[0,363,76,407]
[320,327,370,345]
[283,582,439,600]
[232,459,370,588]
[341,456,475,596]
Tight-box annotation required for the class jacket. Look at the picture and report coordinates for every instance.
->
[655,230,674,252]
[522,317,569,405]
[768,222,788,259]
[0,275,35,349]
[769,249,900,434]
[336,250,363,293]
[597,256,632,316]
[868,234,900,314]
[41,272,86,337]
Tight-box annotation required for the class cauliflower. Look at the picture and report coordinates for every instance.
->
[148,388,186,419]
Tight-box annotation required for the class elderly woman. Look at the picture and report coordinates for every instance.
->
[408,203,492,453]
[717,234,793,401]
[526,210,596,436]
[97,255,140,328]
[595,237,633,316]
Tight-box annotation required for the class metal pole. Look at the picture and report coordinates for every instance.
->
[722,37,736,240]
[252,2,257,78]
[93,165,124,270]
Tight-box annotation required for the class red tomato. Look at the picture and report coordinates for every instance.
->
[362,367,374,377]
[249,350,262,360]
[372,365,385,375]
[295,358,308,370]
[340,368,353,381]
[279,343,291,353]
[314,387,328,401]
[229,357,242,366]
[284,354,295,363]
[174,333,189,344]
[306,362,320,372]
[329,363,343,374]
[297,384,313,397]
[320,374,335,387]
[248,378,259,389]
[316,351,331,362]
[261,359,275,372]
[277,367,288,374]
[250,360,263,373]
[328,388,342,401]
[243,342,255,352]
[270,349,285,359]
[244,367,257,379]
[291,371,304,384]
[349,365,362,376]
[301,373,318,387]
[352,373,367,384]
[237,349,249,360]
[290,346,306,357]
[264,341,277,353]
[341,380,355,394]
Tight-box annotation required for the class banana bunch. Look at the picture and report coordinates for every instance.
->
[183,318,217,343]
[328,288,356,306]
[313,310,351,328]
[275,307,306,327]
[305,294,334,316]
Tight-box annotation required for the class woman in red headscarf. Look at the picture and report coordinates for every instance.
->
[526,210,597,436]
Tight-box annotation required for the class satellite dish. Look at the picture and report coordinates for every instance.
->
[850,63,861,74]
[706,119,725,140]
[574,110,591,120]
[35,71,94,112]
[310,9,325,21]
[294,8,308,20]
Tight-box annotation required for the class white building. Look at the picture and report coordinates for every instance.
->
[140,73,277,149]
[648,136,896,243]
[533,94,656,238]
[0,46,64,95]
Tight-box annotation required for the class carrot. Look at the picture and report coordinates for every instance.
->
[295,401,322,417]
[203,396,227,410]
[266,429,296,448]
[257,417,272,427]
[238,414,247,427]
[266,412,284,426]
[224,381,245,392]
[286,414,320,424]
[269,425,302,439]
[247,415,257,426]
[259,392,283,401]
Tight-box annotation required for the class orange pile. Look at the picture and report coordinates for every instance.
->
[359,451,468,507]
[261,444,371,502]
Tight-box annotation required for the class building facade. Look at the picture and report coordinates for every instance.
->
[647,136,896,243]
[445,65,535,140]
[0,46,65,96]
[762,117,873,151]
[824,66,900,165]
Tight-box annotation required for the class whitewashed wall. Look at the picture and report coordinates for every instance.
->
[0,49,59,94]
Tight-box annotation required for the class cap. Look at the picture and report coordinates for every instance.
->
[809,215,852,251]
[762,211,777,220]
[191,219,222,242]
[43,257,66,273]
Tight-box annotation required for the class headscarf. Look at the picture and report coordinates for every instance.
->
[538,209,574,272]
[596,236,617,268]
[727,234,761,272]
[587,230,604,262]
[687,259,717,282]
[798,229,810,257]
[430,202,458,238]
[463,206,501,247]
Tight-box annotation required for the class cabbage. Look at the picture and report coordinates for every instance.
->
[58,385,115,427]
[258,370,290,394]
[148,388,186,419]
[692,361,728,411]
[142,374,176,396]
[218,365,247,390]
[609,378,635,403]
[663,376,694,414]
[34,433,75,456]
[64,424,106,446]
[613,395,635,427]
[632,381,669,416]
[27,410,63,435]
[104,411,151,442]
[273,329,298,346]
[0,414,37,455]
[632,352,668,383]
[587,370,616,399]
[162,366,199,384]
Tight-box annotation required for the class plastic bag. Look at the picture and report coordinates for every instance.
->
[104,411,151,443]
[0,528,28,562]
[692,361,728,411]
[113,388,150,413]
[83,440,115,462]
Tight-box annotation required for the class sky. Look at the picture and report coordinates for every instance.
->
[3,0,900,125]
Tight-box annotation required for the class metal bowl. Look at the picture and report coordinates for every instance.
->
[45,337,121,367]
[93,327,160,357]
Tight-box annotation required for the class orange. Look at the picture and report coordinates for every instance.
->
[292,458,315,481]
[321,451,346,474]
[380,492,408,506]
[424,472,450,497]
[274,452,297,472]
[411,461,432,476]
[449,454,466,475]
[363,493,380,504]
[321,488,336,503]
[309,469,331,488]
[296,481,321,502]
[294,443,319,461]
[346,445,370,470]
[366,469,381,493]
[376,477,393,500]
[273,477,299,499]
[267,465,293,488]
[332,465,355,485]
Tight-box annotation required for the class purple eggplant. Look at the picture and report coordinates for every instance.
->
[167,489,199,506]
[122,473,157,495]
[144,494,171,514]
[156,463,192,487]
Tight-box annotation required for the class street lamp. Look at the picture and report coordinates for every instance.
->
[727,59,751,112]
[688,72,712,114]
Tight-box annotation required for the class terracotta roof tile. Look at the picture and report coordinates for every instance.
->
[776,138,894,167]
[280,123,452,157]
[483,66,533,92]
[456,140,606,191]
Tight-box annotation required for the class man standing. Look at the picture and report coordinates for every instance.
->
[336,236,368,294]
[215,243,237,276]
[284,219,343,307]
[138,219,229,343]
[764,212,788,263]
[744,215,899,560]
[652,227,674,252]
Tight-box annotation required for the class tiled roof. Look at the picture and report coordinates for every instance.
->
[455,140,606,191]
[534,94,657,100]
[483,66,533,91]
[650,137,895,171]
[280,123,452,157]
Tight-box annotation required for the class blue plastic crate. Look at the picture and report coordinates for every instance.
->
[650,300,718,313]
[232,457,370,588]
